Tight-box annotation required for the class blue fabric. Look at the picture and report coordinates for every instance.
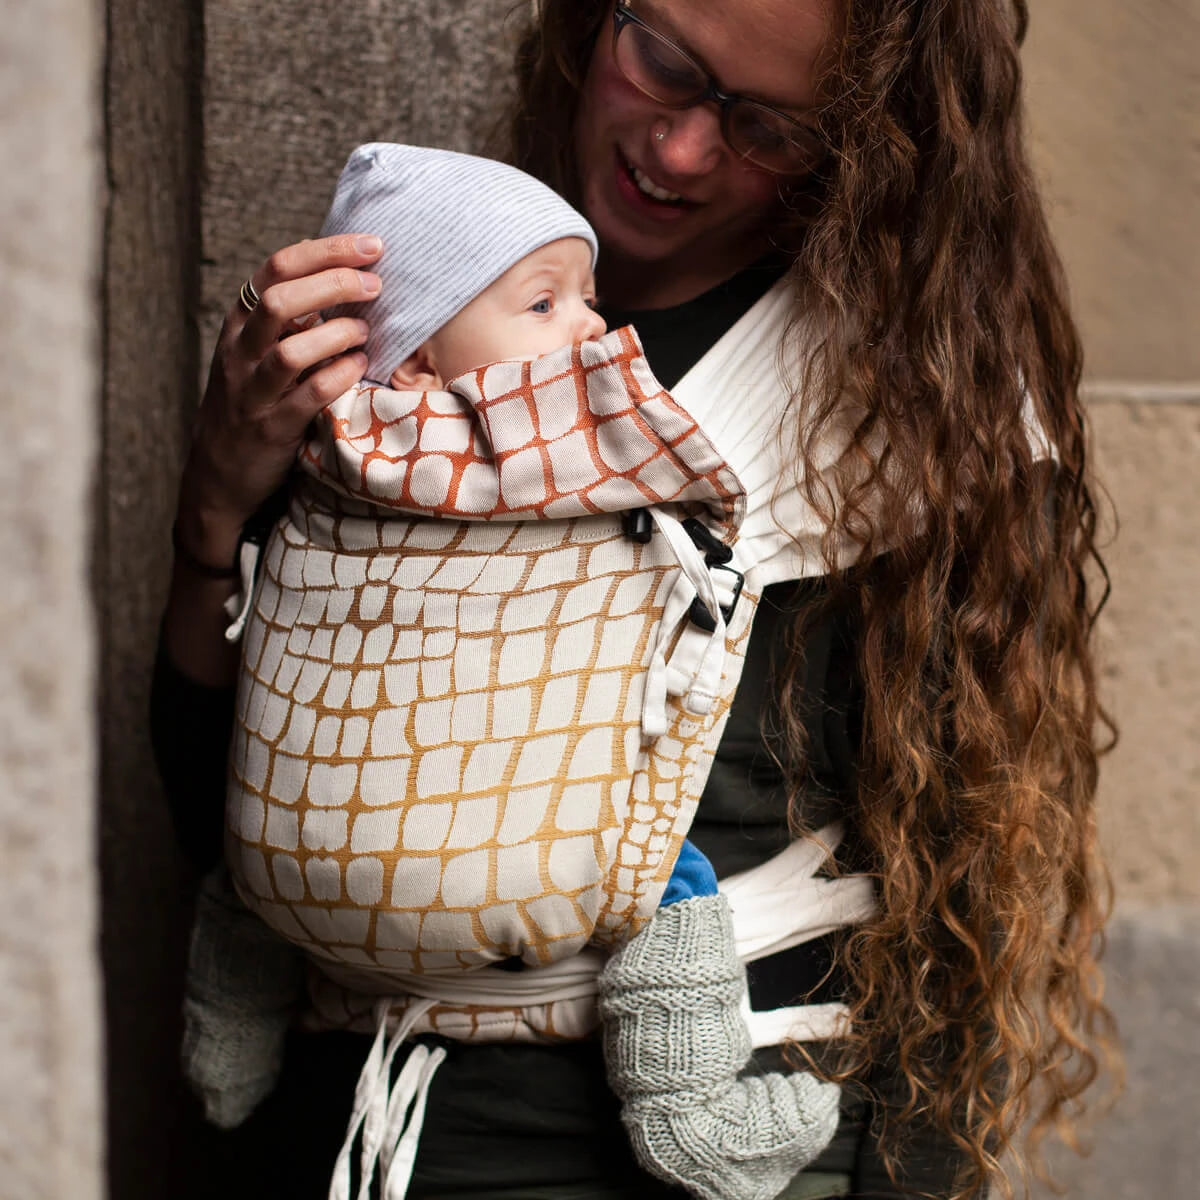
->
[659,838,719,906]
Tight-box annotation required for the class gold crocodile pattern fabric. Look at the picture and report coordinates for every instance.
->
[225,329,752,1008]
[292,576,758,1043]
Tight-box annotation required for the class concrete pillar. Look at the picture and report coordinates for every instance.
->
[101,1,203,1195]
[0,2,104,1198]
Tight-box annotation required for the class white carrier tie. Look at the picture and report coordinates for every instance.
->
[329,998,446,1200]
[720,828,880,1046]
[640,506,730,739]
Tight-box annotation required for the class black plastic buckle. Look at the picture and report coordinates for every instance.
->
[622,509,654,544]
[681,518,744,632]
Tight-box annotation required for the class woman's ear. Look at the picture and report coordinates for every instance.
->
[389,343,443,391]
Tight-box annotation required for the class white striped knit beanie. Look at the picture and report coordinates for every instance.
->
[320,143,598,384]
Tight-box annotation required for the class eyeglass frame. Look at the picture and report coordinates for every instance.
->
[609,1,827,175]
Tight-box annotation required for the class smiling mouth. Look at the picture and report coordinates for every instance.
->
[630,162,684,203]
[620,152,688,206]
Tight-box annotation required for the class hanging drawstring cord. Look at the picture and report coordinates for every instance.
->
[222,539,262,643]
[329,998,447,1200]
[377,1038,444,1198]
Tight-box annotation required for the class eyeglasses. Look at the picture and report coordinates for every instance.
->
[610,2,826,175]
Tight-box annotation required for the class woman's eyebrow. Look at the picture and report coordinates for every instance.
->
[631,0,816,116]
[635,0,707,67]
[636,0,684,39]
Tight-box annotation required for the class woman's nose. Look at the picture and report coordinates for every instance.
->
[651,105,725,176]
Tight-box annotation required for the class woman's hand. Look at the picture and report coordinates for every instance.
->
[165,233,382,685]
[174,233,384,571]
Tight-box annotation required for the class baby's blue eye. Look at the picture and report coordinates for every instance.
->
[530,298,552,314]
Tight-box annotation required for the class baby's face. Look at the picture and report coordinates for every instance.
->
[426,237,606,383]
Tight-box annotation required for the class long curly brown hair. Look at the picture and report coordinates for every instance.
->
[502,1,1118,1196]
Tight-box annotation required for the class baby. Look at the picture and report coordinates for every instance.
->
[189,144,838,1200]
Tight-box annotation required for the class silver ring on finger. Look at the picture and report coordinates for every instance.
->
[238,278,261,314]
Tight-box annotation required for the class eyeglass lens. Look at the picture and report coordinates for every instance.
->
[612,5,823,173]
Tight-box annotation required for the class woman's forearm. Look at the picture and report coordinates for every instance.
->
[161,491,246,686]
[161,235,382,684]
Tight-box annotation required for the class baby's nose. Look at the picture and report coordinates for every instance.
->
[578,306,607,342]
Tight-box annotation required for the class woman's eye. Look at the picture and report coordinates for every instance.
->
[530,298,552,314]
[634,35,698,90]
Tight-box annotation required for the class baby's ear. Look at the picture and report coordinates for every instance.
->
[389,343,443,391]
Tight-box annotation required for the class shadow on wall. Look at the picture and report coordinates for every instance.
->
[1030,905,1200,1199]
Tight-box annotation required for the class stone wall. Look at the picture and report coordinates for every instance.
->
[0,1,104,1198]
[1024,0,1200,1193]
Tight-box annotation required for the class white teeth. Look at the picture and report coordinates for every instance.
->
[630,163,682,203]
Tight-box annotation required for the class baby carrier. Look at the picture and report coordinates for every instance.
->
[224,279,909,1041]
[226,324,758,1021]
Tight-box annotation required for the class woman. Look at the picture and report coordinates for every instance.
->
[157,0,1115,1196]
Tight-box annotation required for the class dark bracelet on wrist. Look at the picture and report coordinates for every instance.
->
[171,520,240,579]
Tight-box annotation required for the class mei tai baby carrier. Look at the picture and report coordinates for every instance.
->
[223,279,926,1040]
[225,325,757,1012]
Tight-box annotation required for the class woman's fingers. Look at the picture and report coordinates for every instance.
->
[222,232,382,344]
[250,233,382,335]
[240,266,381,359]
[180,233,384,542]
[256,233,383,292]
[251,316,371,403]
[275,350,372,427]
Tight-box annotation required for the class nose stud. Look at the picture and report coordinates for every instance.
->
[655,129,666,142]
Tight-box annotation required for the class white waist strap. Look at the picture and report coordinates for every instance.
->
[338,824,877,1050]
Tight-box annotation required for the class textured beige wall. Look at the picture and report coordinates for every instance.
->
[1025,0,1200,383]
[1090,402,1200,903]
[1024,3,1200,1192]
[1025,0,1200,905]
[0,1,104,1198]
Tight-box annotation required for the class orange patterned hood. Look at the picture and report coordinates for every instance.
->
[298,325,744,533]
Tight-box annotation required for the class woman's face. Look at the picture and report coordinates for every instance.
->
[574,0,836,308]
